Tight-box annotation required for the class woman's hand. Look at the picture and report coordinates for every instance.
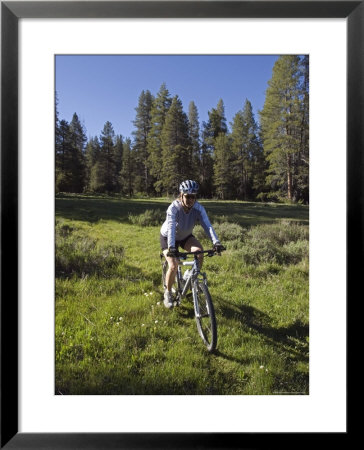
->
[213,242,225,254]
[167,246,178,257]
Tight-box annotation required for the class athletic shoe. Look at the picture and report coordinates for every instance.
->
[163,290,174,309]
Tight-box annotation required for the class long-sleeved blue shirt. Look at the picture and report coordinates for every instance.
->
[160,200,219,248]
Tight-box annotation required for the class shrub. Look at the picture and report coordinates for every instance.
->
[237,240,308,266]
[192,225,206,242]
[56,220,75,237]
[55,223,124,278]
[247,221,308,246]
[209,215,230,224]
[213,222,246,242]
[236,221,309,266]
[128,209,165,227]
[194,222,245,244]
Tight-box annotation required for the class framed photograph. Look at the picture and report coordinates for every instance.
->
[2,1,358,447]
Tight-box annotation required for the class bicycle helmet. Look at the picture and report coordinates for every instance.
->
[179,180,199,195]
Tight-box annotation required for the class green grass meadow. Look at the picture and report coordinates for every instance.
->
[55,194,309,395]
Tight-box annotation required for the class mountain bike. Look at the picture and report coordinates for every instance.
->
[160,247,225,352]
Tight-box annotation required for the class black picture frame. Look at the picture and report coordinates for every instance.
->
[1,1,358,448]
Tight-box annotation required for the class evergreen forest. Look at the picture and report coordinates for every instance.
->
[55,55,309,203]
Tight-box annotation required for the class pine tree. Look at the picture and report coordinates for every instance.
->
[132,90,154,194]
[231,99,264,200]
[188,101,200,181]
[250,128,266,199]
[84,136,101,192]
[201,99,228,197]
[55,119,71,192]
[55,91,61,153]
[296,55,309,203]
[114,135,124,193]
[55,93,71,193]
[100,121,117,192]
[119,137,135,197]
[260,56,304,201]
[55,113,87,193]
[213,133,232,199]
[204,99,228,145]
[230,109,247,199]
[200,125,214,198]
[160,96,192,195]
[88,121,117,193]
[147,83,172,194]
[68,113,87,192]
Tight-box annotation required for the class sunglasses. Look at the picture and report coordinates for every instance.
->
[184,194,196,200]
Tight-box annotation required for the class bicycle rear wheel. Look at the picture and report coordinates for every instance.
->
[193,280,217,352]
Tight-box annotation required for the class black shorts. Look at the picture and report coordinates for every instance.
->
[160,233,194,251]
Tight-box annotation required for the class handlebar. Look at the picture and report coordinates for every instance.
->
[167,247,226,259]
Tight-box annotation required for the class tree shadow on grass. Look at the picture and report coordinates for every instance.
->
[56,196,170,224]
[175,294,195,319]
[55,195,309,226]
[215,296,309,364]
[205,201,309,227]
[213,349,256,366]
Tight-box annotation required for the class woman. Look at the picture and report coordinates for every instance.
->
[160,180,224,309]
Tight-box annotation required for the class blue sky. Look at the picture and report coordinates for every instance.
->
[55,55,280,140]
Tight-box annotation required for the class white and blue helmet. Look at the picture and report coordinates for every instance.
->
[179,180,199,195]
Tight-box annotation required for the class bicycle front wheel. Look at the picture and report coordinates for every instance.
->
[193,280,217,352]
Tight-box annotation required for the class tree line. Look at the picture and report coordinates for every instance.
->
[55,55,309,203]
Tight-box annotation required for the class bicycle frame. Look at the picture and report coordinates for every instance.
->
[176,255,204,299]
[173,250,215,302]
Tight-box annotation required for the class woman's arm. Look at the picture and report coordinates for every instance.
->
[167,203,178,249]
[197,204,219,244]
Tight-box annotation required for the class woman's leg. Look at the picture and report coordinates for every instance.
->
[163,249,178,291]
[183,236,204,268]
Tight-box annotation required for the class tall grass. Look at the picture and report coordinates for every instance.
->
[55,195,309,395]
[195,220,308,265]
[55,220,124,278]
[127,209,165,227]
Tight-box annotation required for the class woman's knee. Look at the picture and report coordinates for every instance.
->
[169,261,178,272]
[185,236,203,252]
[164,255,178,272]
